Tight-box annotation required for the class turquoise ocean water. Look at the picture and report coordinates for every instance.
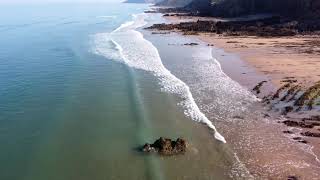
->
[0,2,255,179]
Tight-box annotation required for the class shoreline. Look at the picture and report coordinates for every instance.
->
[197,33,320,88]
[144,11,320,179]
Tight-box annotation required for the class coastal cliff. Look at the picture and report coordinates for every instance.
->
[156,0,193,7]
[185,0,320,18]
[136,0,320,20]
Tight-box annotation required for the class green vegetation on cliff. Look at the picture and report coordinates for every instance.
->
[187,0,320,18]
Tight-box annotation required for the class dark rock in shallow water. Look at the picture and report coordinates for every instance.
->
[282,106,294,115]
[142,137,187,155]
[298,140,308,144]
[183,43,199,46]
[288,175,298,180]
[282,120,314,128]
[283,130,294,134]
[301,131,320,138]
[292,137,308,144]
[142,143,157,153]
[292,137,302,140]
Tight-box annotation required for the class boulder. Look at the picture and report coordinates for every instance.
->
[142,137,187,155]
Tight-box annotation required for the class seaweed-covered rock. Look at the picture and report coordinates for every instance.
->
[260,79,319,116]
[272,83,291,100]
[142,137,187,155]
[294,81,320,109]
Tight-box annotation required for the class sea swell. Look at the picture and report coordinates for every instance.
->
[92,13,226,143]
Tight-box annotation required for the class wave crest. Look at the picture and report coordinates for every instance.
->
[93,13,226,143]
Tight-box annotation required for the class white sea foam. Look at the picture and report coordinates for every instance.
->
[185,47,259,122]
[93,13,226,143]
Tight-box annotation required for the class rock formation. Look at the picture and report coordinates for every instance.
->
[142,137,187,155]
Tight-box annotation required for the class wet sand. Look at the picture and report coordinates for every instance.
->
[204,35,320,178]
[146,14,320,179]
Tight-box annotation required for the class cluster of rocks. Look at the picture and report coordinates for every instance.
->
[282,116,320,141]
[282,119,320,129]
[141,137,187,155]
[146,9,320,37]
[146,15,320,37]
[301,131,320,138]
[260,79,320,114]
[294,81,320,108]
[282,116,320,144]
[251,78,320,142]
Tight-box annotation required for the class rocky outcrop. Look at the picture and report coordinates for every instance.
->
[252,80,267,94]
[142,137,187,155]
[260,80,320,113]
[282,120,319,129]
[301,131,320,138]
[294,81,320,109]
[146,16,308,37]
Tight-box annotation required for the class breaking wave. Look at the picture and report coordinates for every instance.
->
[92,13,226,143]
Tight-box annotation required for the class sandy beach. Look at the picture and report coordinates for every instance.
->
[198,34,320,88]
[146,13,320,179]
[163,15,320,89]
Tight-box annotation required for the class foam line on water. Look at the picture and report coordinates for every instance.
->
[93,13,226,143]
[208,49,259,102]
[215,57,260,102]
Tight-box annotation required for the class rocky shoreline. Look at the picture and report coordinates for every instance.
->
[146,7,320,37]
[253,79,320,144]
[145,9,320,129]
[142,6,320,178]
[251,78,320,136]
[147,18,320,37]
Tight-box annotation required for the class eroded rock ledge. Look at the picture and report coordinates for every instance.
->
[142,137,187,155]
[146,16,320,37]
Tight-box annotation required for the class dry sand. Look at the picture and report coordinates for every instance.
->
[198,34,320,89]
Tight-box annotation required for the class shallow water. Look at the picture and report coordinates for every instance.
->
[144,14,320,179]
[0,2,252,180]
